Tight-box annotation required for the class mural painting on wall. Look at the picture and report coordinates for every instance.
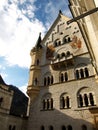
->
[70,35,82,49]
[46,45,55,60]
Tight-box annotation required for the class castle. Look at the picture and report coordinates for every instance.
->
[0,0,98,130]
[27,0,98,130]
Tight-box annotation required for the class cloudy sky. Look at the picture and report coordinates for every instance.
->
[0,0,72,95]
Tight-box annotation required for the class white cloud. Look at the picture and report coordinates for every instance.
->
[0,65,5,70]
[0,0,46,68]
[0,0,71,68]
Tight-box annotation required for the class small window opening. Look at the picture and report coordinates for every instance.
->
[65,72,68,81]
[89,93,94,106]
[84,94,89,106]
[79,94,83,107]
[80,69,84,78]
[85,68,89,77]
[76,70,79,79]
[66,96,70,108]
[62,125,66,130]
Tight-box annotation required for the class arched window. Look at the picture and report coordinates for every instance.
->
[42,95,53,111]
[49,126,53,130]
[47,99,49,109]
[41,126,45,130]
[65,72,68,81]
[44,77,47,86]
[60,95,71,109]
[54,41,58,47]
[61,73,64,82]
[34,78,38,86]
[75,70,79,79]
[54,39,60,47]
[0,97,3,106]
[75,67,90,80]
[62,125,66,130]
[67,125,72,130]
[47,76,50,85]
[66,51,70,57]
[80,69,84,78]
[68,37,71,42]
[51,98,53,109]
[36,59,39,65]
[78,94,83,107]
[61,97,65,109]
[66,96,70,108]
[61,53,65,58]
[9,125,16,130]
[64,38,67,43]
[43,99,46,110]
[44,75,54,86]
[82,125,87,130]
[85,68,89,77]
[57,54,60,59]
[9,125,11,130]
[78,92,95,107]
[51,75,54,84]
[89,93,94,106]
[58,41,61,45]
[84,94,89,106]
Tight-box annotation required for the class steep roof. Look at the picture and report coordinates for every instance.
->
[35,32,42,49]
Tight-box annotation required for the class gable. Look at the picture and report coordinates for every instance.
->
[42,13,71,46]
[40,13,88,66]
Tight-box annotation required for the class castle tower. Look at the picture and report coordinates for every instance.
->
[69,0,98,74]
[27,33,43,102]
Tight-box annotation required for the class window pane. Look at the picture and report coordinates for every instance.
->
[66,96,70,108]
[68,125,72,130]
[44,78,47,86]
[84,94,89,106]
[65,72,68,81]
[61,97,65,108]
[49,126,53,130]
[85,68,89,77]
[79,94,83,107]
[82,125,87,130]
[41,126,45,130]
[51,98,53,109]
[80,69,84,78]
[76,70,79,79]
[89,93,94,106]
[47,77,50,85]
[51,76,54,84]
[61,73,64,82]
[62,125,66,130]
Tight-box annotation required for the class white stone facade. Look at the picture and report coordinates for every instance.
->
[27,2,98,130]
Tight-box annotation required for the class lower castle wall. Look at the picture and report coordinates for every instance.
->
[27,77,98,130]
[0,112,28,130]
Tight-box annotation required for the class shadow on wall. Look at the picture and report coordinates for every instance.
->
[27,91,98,130]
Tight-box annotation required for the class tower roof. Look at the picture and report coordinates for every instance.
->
[35,32,42,49]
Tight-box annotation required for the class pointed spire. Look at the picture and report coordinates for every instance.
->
[35,32,42,49]
[59,10,63,15]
